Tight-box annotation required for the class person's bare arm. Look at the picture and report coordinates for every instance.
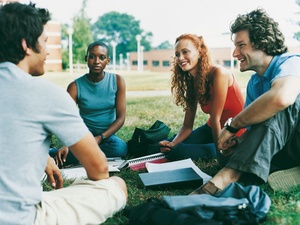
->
[96,74,126,143]
[209,67,231,147]
[67,81,78,103]
[218,76,300,150]
[171,107,197,145]
[69,132,109,180]
[159,108,196,152]
[231,76,300,128]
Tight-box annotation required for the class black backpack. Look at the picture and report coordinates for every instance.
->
[124,183,271,225]
[124,197,257,225]
[127,120,171,157]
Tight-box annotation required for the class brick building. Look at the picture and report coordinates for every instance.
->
[44,21,62,72]
[129,35,300,72]
[129,47,237,72]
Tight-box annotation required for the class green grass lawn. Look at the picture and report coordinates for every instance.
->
[45,70,300,225]
[42,68,253,91]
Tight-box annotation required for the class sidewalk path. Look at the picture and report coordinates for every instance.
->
[127,88,246,97]
[127,90,171,97]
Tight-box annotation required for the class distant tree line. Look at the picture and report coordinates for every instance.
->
[294,0,300,42]
[60,0,173,69]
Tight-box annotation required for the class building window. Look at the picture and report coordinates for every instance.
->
[143,60,148,65]
[132,60,138,65]
[162,61,170,67]
[152,60,160,67]
[223,60,231,67]
[223,60,237,67]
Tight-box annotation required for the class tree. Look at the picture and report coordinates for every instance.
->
[92,11,153,61]
[72,0,93,64]
[155,40,173,50]
[60,23,70,70]
[59,0,93,68]
[295,0,300,41]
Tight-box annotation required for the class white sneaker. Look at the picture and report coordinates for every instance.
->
[268,166,300,192]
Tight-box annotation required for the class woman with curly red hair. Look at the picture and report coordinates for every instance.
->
[159,34,245,162]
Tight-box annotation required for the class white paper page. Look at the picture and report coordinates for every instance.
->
[108,163,121,172]
[108,159,124,171]
[146,158,211,183]
[61,167,87,180]
[60,162,121,180]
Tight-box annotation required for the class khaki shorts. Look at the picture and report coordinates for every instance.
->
[35,179,126,225]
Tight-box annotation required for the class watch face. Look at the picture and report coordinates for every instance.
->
[225,118,232,127]
[224,118,239,133]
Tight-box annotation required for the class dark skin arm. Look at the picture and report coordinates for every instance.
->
[67,74,126,144]
[55,74,126,165]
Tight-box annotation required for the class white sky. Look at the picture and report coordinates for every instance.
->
[21,0,300,47]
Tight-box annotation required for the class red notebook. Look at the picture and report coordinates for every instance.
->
[118,153,167,171]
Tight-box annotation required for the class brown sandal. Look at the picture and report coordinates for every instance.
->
[189,181,222,196]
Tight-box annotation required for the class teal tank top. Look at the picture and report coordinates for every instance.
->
[75,72,117,135]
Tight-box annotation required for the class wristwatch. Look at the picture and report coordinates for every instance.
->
[224,118,240,133]
[100,133,107,142]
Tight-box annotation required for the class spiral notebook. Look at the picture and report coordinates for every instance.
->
[118,152,167,171]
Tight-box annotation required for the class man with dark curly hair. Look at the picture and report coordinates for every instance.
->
[191,8,300,195]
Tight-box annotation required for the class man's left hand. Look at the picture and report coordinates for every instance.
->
[45,156,63,189]
[218,128,237,152]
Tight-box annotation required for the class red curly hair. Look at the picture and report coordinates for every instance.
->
[171,34,213,111]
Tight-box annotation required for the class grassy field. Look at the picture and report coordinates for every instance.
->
[44,70,300,225]
[42,68,252,91]
[42,70,173,91]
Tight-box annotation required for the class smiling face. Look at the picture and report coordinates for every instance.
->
[232,30,266,73]
[175,39,200,76]
[29,29,49,76]
[86,45,110,74]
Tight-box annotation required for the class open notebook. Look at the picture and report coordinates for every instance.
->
[118,152,167,171]
[56,158,124,180]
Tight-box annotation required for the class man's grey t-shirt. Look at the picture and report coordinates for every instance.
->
[0,62,88,225]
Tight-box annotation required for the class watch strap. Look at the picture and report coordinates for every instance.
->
[225,125,240,133]
[224,117,240,133]
[100,133,106,142]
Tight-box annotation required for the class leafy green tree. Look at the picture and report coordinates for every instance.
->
[60,23,70,70]
[72,0,93,64]
[92,11,153,61]
[295,0,300,41]
[155,40,173,50]
[59,0,93,68]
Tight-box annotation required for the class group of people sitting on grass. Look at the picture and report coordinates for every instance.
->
[1,2,300,225]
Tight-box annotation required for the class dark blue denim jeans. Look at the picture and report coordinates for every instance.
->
[166,123,217,160]
[49,134,127,166]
